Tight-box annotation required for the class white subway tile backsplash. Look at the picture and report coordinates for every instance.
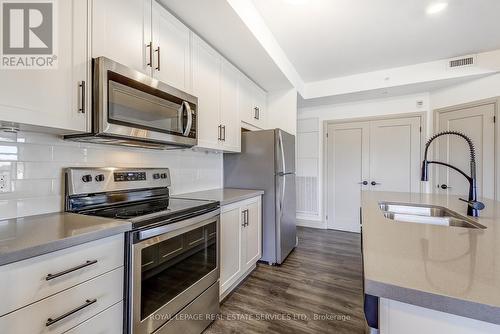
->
[0,131,223,220]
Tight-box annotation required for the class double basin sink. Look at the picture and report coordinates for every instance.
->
[379,202,486,229]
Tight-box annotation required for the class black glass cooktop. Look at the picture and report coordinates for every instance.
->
[81,197,218,229]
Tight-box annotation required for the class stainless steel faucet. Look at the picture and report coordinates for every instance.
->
[421,131,485,217]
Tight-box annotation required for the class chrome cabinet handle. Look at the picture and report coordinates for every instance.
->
[155,46,160,71]
[46,298,97,327]
[222,125,226,141]
[218,125,222,140]
[245,210,249,226]
[46,260,98,281]
[241,209,249,227]
[146,42,153,67]
[254,107,260,120]
[78,81,86,113]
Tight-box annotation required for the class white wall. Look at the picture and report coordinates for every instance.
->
[0,131,222,220]
[297,73,500,228]
[431,73,500,109]
[297,93,430,228]
[267,88,298,135]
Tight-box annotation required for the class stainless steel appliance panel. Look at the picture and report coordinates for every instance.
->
[131,211,219,334]
[64,57,198,149]
[224,129,297,265]
[224,129,277,264]
[153,282,219,334]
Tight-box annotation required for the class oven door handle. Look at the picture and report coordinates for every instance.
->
[135,208,220,242]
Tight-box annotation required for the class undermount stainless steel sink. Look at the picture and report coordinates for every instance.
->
[379,202,486,229]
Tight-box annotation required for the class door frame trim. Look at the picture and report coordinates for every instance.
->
[433,97,500,200]
[322,112,426,230]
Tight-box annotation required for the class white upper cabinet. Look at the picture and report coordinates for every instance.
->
[152,1,191,92]
[0,0,90,132]
[239,74,267,130]
[192,35,222,150]
[193,35,241,152]
[220,60,241,152]
[92,0,151,75]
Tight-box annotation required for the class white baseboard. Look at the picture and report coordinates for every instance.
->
[296,218,327,229]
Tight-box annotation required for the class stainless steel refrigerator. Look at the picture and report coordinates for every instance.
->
[224,129,297,265]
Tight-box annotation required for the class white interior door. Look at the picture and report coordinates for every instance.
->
[369,117,422,193]
[326,116,422,233]
[437,103,496,199]
[327,122,370,233]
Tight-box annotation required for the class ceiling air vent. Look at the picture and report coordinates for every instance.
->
[449,56,475,68]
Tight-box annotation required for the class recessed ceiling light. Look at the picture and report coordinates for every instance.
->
[426,2,448,15]
[284,0,307,5]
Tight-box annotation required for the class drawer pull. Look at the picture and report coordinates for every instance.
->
[45,260,98,281]
[46,298,97,327]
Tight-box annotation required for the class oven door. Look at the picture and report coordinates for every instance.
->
[94,57,197,146]
[131,210,219,334]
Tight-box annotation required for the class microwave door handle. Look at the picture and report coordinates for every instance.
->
[178,103,185,135]
[182,101,193,137]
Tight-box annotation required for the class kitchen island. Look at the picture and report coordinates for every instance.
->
[362,191,500,334]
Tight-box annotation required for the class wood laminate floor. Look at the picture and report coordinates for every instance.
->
[205,227,366,334]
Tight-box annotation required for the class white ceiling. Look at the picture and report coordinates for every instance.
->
[252,0,500,83]
[159,0,292,91]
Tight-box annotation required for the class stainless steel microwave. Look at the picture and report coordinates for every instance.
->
[64,57,198,149]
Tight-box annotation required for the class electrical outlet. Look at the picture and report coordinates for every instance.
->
[0,173,11,193]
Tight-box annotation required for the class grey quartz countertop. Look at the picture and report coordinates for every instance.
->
[362,191,500,324]
[174,188,264,206]
[0,212,131,266]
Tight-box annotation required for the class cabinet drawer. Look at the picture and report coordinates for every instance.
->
[66,301,123,334]
[0,234,124,316]
[0,267,123,334]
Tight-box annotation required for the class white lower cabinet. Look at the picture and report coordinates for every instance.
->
[0,235,125,334]
[220,196,262,299]
[66,301,123,334]
[379,298,500,334]
[0,267,123,334]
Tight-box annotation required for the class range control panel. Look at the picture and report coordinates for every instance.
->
[114,172,147,182]
[66,168,171,196]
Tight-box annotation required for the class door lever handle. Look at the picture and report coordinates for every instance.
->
[371,181,381,186]
[358,181,368,185]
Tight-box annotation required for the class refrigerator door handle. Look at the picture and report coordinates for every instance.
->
[278,130,286,174]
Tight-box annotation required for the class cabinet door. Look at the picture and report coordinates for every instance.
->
[238,74,255,126]
[152,1,191,92]
[220,59,241,152]
[192,35,221,150]
[220,207,243,295]
[0,0,89,132]
[93,0,152,75]
[252,85,267,129]
[243,199,262,270]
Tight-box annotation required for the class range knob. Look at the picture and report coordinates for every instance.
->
[95,174,105,182]
[81,174,92,183]
[153,173,161,180]
[160,173,167,179]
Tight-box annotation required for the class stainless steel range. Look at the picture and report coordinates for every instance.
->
[65,167,220,334]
